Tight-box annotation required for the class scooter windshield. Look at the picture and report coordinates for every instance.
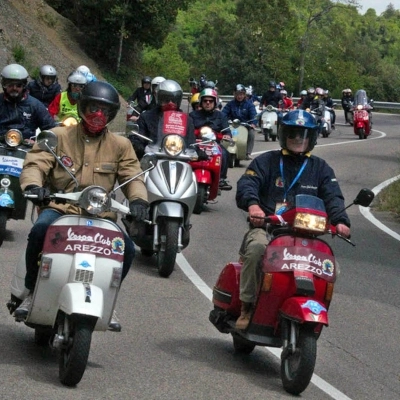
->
[353,90,369,107]
[294,194,326,213]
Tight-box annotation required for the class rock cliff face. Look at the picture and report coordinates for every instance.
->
[0,0,126,131]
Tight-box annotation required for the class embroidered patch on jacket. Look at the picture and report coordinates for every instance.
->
[275,176,284,187]
[244,169,257,176]
[61,156,73,168]
[101,164,115,171]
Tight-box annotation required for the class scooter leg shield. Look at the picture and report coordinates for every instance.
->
[155,201,184,219]
[279,297,329,326]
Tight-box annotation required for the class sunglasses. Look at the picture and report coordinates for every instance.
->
[5,82,24,89]
[89,104,111,115]
[71,83,85,89]
[202,99,214,104]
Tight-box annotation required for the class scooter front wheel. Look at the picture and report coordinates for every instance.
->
[193,184,207,215]
[58,315,95,386]
[357,127,365,139]
[281,324,317,395]
[157,219,179,278]
[228,153,236,168]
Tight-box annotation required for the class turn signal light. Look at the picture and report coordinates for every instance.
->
[40,257,52,279]
[325,282,334,301]
[262,273,273,292]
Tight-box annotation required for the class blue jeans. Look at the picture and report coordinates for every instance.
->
[24,209,135,291]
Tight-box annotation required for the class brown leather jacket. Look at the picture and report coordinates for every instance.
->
[20,124,147,221]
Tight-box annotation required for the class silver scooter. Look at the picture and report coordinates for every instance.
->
[124,117,198,278]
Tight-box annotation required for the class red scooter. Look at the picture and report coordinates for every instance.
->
[352,89,373,139]
[190,127,223,215]
[209,189,374,395]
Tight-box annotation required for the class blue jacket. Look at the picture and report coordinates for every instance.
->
[0,93,56,139]
[27,79,62,108]
[222,99,257,125]
[236,150,350,227]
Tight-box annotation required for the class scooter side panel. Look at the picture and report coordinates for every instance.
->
[234,126,248,160]
[193,168,212,185]
[212,262,241,315]
[279,296,329,325]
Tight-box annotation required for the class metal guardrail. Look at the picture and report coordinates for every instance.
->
[184,93,400,110]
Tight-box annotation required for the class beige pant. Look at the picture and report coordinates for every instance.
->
[238,228,270,303]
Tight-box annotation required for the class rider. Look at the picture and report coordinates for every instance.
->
[130,79,204,161]
[48,70,87,121]
[76,65,97,83]
[323,89,336,129]
[26,64,62,108]
[221,84,257,160]
[127,76,153,113]
[14,81,149,332]
[235,109,351,330]
[341,88,354,123]
[0,63,56,139]
[190,92,201,111]
[259,81,282,109]
[299,87,320,111]
[296,90,307,108]
[280,90,293,110]
[190,88,233,191]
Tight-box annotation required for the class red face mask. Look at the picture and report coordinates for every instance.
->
[83,110,108,136]
[161,102,178,112]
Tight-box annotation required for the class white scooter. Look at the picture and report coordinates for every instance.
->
[7,130,156,387]
[259,105,279,142]
[221,119,249,168]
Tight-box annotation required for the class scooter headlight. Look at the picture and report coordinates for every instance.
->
[163,134,184,157]
[357,104,363,110]
[5,129,23,147]
[78,186,110,215]
[294,212,327,233]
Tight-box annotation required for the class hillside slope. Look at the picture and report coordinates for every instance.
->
[0,0,126,130]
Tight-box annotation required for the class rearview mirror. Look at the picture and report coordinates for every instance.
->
[353,188,374,207]
[37,130,58,152]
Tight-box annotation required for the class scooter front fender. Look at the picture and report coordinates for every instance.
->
[193,168,212,185]
[154,201,184,220]
[279,297,329,326]
[59,283,103,318]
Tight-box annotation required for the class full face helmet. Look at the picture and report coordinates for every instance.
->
[1,64,29,102]
[156,79,183,110]
[151,76,165,93]
[278,109,318,154]
[78,81,121,135]
[39,65,57,85]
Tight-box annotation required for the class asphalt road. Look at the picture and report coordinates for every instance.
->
[0,111,399,400]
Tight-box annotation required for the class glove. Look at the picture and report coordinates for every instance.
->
[129,199,149,222]
[195,147,209,161]
[25,185,51,206]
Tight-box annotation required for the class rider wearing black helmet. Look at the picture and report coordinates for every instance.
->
[15,81,149,332]
[235,109,351,330]
[27,64,62,107]
[127,75,153,113]
[260,80,282,109]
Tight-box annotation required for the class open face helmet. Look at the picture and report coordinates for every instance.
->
[190,93,200,110]
[78,81,121,135]
[151,76,165,93]
[1,64,29,102]
[39,65,57,85]
[142,76,151,85]
[278,109,318,154]
[300,90,307,96]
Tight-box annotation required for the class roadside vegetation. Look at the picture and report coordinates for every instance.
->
[44,0,400,101]
[374,179,400,217]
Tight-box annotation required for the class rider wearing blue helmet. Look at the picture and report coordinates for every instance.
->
[235,109,351,330]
